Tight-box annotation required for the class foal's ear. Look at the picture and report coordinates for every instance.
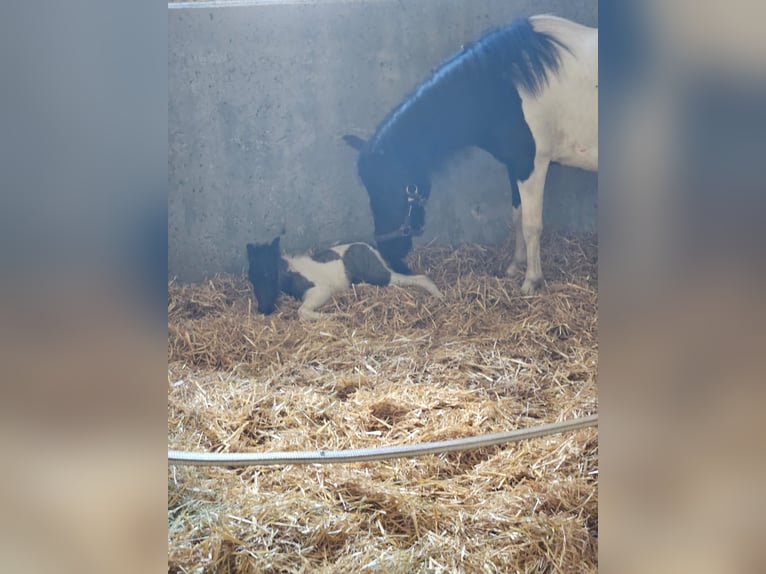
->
[342,134,367,152]
[270,236,280,250]
[246,243,256,258]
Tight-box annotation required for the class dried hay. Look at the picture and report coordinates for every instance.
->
[169,232,598,573]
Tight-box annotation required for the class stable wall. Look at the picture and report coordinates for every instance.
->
[169,0,597,281]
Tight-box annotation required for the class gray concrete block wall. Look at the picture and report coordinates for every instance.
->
[169,0,598,282]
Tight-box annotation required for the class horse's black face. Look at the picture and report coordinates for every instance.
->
[246,237,281,315]
[358,151,430,271]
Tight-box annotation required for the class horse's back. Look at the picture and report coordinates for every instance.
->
[523,16,598,171]
[286,252,348,294]
[338,243,393,286]
[288,243,394,291]
[530,15,597,87]
[529,15,597,39]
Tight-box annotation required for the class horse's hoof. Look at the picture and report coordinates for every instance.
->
[520,277,543,295]
[298,310,326,321]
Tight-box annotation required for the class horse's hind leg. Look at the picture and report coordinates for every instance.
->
[515,159,550,295]
[390,273,444,299]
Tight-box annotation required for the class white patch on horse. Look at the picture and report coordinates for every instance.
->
[282,243,442,321]
[508,15,598,294]
[525,15,598,171]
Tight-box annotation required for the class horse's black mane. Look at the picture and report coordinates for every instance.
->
[367,17,569,160]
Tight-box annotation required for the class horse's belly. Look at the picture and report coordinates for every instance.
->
[289,257,349,293]
[554,129,598,171]
[521,86,598,172]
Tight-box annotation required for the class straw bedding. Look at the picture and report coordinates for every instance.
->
[168,232,598,573]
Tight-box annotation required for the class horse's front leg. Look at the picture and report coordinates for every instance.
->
[505,202,526,277]
[514,159,550,295]
[505,172,526,278]
[298,287,338,321]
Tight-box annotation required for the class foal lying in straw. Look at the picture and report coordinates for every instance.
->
[246,237,443,320]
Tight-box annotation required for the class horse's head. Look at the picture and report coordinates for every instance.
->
[344,135,430,273]
[246,236,281,315]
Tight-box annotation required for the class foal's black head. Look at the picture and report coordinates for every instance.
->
[344,135,430,274]
[246,236,281,315]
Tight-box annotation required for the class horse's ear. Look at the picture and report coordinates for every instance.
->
[246,243,256,258]
[342,134,367,152]
[270,236,280,249]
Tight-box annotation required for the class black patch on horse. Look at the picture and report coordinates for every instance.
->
[310,249,341,263]
[278,258,315,300]
[510,177,521,209]
[342,244,391,286]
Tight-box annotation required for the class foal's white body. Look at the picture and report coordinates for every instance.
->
[286,243,443,320]
[508,15,598,293]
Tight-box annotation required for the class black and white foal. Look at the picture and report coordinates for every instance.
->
[246,237,443,320]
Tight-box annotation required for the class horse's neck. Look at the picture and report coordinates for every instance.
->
[376,87,487,171]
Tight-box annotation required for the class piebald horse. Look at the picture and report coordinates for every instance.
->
[344,15,597,294]
[247,237,443,320]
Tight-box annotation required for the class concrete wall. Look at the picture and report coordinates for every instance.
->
[169,0,598,282]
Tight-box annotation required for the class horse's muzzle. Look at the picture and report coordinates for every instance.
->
[257,304,276,315]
